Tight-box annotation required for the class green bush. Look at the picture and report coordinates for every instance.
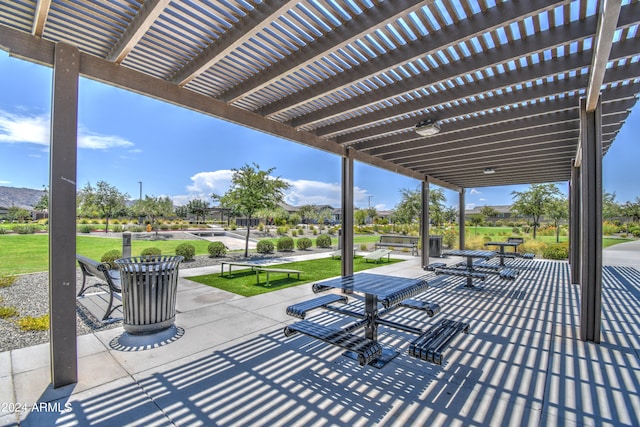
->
[78,225,93,233]
[0,276,17,288]
[0,306,19,318]
[257,240,274,254]
[127,225,145,232]
[277,226,289,236]
[208,241,227,257]
[13,225,37,234]
[18,314,49,331]
[631,228,640,238]
[277,236,294,251]
[543,243,569,260]
[100,250,122,269]
[316,234,332,248]
[297,237,312,250]
[0,228,6,235]
[111,224,124,233]
[141,247,162,256]
[175,243,196,261]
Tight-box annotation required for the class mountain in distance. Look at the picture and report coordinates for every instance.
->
[0,186,45,209]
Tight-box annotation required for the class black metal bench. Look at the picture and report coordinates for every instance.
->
[284,320,383,366]
[499,269,519,280]
[434,268,487,281]
[409,319,470,365]
[425,262,446,271]
[286,294,348,319]
[375,235,419,256]
[398,299,441,317]
[76,254,122,321]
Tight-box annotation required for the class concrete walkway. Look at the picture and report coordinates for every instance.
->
[1,248,639,426]
[603,238,640,267]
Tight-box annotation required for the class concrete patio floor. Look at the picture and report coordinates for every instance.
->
[1,250,639,426]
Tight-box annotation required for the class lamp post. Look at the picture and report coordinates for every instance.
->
[138,181,142,200]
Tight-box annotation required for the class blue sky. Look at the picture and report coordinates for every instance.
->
[1,51,638,211]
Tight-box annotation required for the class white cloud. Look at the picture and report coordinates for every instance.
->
[0,110,48,145]
[0,109,134,150]
[470,188,481,195]
[0,180,11,184]
[174,170,370,208]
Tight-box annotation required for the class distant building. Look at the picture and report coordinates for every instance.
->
[465,205,514,220]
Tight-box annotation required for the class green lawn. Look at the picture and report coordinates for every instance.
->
[188,256,403,297]
[0,234,213,276]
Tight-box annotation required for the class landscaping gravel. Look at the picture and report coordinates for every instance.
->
[0,246,334,352]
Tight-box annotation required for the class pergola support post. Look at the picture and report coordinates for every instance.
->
[579,97,603,343]
[49,42,79,387]
[459,189,466,250]
[341,150,354,277]
[420,178,430,267]
[569,161,581,284]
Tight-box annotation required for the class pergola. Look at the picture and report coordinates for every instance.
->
[1,0,639,387]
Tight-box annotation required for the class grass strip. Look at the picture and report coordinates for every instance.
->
[188,255,403,297]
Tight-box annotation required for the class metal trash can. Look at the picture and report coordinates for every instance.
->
[428,235,444,257]
[115,256,183,334]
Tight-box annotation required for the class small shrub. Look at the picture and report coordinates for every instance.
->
[0,276,17,288]
[291,229,298,237]
[111,224,124,233]
[277,236,295,251]
[543,242,569,260]
[316,234,332,248]
[127,225,145,232]
[13,225,37,234]
[78,225,93,233]
[277,226,289,236]
[0,228,6,235]
[141,247,162,256]
[175,243,196,261]
[360,243,369,251]
[79,218,89,224]
[208,241,227,257]
[631,228,640,238]
[258,223,265,232]
[297,237,312,250]
[100,250,122,269]
[0,306,19,318]
[18,314,49,331]
[257,240,274,254]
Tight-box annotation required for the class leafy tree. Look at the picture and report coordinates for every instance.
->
[365,207,378,224]
[354,208,367,225]
[213,163,290,257]
[545,198,569,243]
[34,186,48,211]
[469,213,483,234]
[480,205,498,225]
[7,206,31,222]
[443,206,458,224]
[174,205,188,219]
[393,188,421,225]
[298,204,317,225]
[132,196,173,237]
[317,207,334,227]
[187,199,209,224]
[602,191,620,220]
[429,188,446,227]
[510,183,562,239]
[80,181,129,233]
[621,198,640,228]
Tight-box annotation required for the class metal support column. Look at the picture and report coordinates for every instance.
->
[341,150,354,277]
[49,42,79,387]
[459,189,466,250]
[579,97,602,343]
[421,179,430,267]
[569,161,581,284]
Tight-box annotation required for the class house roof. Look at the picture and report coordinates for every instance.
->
[1,1,638,190]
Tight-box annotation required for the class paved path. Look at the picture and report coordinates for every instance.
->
[603,238,640,267]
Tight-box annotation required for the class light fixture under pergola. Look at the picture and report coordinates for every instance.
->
[414,119,440,137]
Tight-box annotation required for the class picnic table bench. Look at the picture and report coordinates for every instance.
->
[375,235,419,256]
[364,249,392,263]
[220,261,260,277]
[76,254,122,321]
[286,294,348,319]
[409,318,470,365]
[255,267,302,285]
[284,320,383,366]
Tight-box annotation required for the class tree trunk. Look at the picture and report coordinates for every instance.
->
[244,216,251,258]
[105,216,109,233]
